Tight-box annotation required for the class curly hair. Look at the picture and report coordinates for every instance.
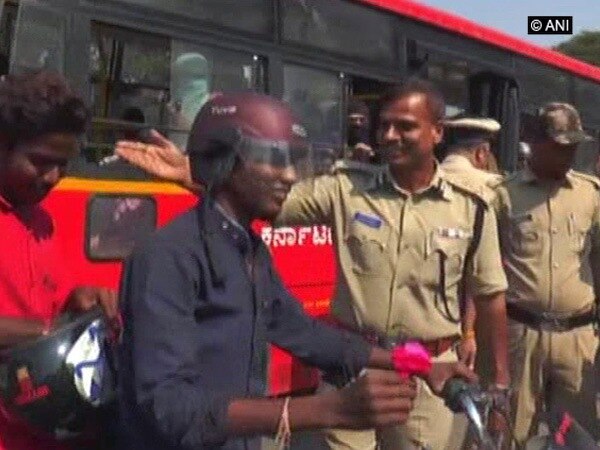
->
[0,71,89,147]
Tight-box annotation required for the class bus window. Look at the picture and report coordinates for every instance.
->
[109,0,272,36]
[85,23,265,174]
[573,128,599,175]
[348,76,395,154]
[9,0,66,74]
[575,78,600,127]
[0,1,17,75]
[90,24,170,156]
[281,0,395,66]
[86,195,156,260]
[169,41,264,148]
[516,58,570,110]
[408,42,471,117]
[283,64,343,176]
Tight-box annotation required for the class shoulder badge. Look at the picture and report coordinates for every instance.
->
[570,170,600,190]
[443,172,495,206]
[493,171,519,188]
[333,160,382,191]
[331,159,383,175]
[485,174,504,189]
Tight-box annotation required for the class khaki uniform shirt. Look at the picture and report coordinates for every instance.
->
[277,164,507,340]
[441,154,503,188]
[494,168,600,314]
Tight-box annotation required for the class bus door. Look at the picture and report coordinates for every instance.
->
[0,0,17,75]
[347,75,396,158]
[469,72,520,173]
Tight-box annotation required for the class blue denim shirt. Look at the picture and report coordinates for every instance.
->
[117,199,370,450]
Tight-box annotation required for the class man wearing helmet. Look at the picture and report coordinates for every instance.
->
[0,71,119,449]
[116,92,476,450]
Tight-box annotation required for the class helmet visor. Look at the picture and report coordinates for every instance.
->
[238,136,314,177]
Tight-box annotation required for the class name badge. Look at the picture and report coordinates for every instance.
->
[436,227,471,239]
[353,212,382,229]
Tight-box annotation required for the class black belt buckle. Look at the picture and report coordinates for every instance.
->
[539,312,568,332]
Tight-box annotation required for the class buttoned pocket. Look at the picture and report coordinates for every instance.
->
[509,213,541,255]
[430,229,472,286]
[423,230,470,287]
[568,214,590,253]
[344,218,390,276]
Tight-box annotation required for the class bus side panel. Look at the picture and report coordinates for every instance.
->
[267,282,335,395]
[42,188,198,288]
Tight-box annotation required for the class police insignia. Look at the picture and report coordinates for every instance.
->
[353,212,383,229]
[436,227,471,239]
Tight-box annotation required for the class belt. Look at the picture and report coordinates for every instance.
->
[421,335,461,357]
[362,331,460,357]
[325,317,460,357]
[507,303,595,332]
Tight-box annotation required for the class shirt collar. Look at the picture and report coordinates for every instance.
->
[214,202,251,242]
[202,198,255,255]
[380,161,453,201]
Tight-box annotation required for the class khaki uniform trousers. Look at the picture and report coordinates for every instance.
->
[509,320,600,445]
[323,348,468,450]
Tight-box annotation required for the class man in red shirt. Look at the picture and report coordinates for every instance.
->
[0,71,118,449]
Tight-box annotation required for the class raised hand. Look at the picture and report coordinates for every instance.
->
[115,129,191,186]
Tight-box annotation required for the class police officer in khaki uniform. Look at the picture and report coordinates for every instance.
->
[440,117,503,372]
[277,80,510,450]
[493,102,600,446]
[441,117,503,187]
[439,117,509,448]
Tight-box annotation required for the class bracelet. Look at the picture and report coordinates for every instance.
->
[462,329,476,340]
[275,396,291,450]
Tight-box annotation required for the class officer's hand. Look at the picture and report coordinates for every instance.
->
[323,368,416,429]
[487,386,511,446]
[349,143,375,163]
[457,335,477,370]
[67,286,121,340]
[115,130,191,186]
[425,362,478,395]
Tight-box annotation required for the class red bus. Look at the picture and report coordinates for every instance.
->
[2,0,600,395]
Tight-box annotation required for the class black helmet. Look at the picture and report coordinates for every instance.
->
[0,308,115,438]
[186,92,310,188]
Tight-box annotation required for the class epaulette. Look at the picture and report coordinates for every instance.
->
[485,173,504,189]
[331,159,384,176]
[491,171,519,188]
[332,159,383,191]
[443,172,496,206]
[570,170,600,190]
